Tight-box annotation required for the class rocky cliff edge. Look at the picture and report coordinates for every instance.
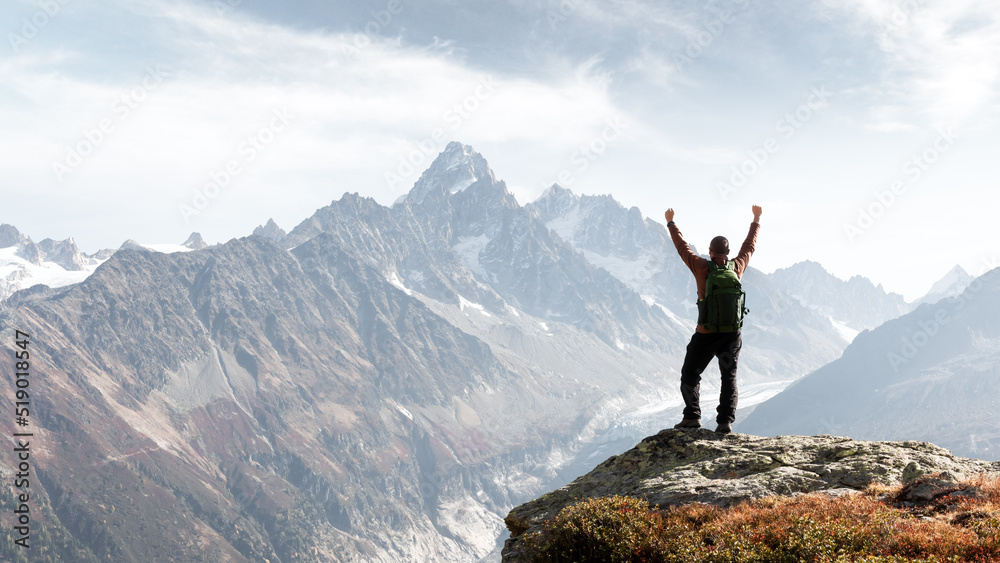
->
[502,429,1000,561]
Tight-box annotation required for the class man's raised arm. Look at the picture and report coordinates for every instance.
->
[733,205,762,276]
[665,208,701,272]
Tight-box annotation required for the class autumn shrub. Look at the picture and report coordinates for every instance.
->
[517,495,698,562]
[517,477,1000,563]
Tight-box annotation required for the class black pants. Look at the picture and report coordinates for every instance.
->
[680,331,741,425]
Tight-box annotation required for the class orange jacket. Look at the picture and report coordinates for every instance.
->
[668,221,760,333]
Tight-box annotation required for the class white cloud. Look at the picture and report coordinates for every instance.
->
[0,0,624,246]
[832,0,1000,128]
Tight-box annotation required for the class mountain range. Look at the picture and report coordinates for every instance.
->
[0,142,965,561]
[739,266,1000,460]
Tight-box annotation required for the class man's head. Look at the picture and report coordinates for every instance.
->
[708,236,729,258]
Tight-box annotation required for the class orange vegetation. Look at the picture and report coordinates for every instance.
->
[518,474,1000,562]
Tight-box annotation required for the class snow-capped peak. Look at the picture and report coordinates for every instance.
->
[914,265,973,306]
[929,265,971,294]
[398,141,495,205]
[531,184,579,220]
[0,224,29,248]
[0,226,117,302]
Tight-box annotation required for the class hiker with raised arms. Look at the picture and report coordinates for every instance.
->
[665,205,761,434]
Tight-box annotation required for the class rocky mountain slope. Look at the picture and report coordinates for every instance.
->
[739,267,1000,460]
[2,235,594,561]
[502,428,1000,561]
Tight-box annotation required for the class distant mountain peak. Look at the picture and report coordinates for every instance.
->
[400,141,495,205]
[252,218,286,243]
[0,224,29,248]
[914,264,973,306]
[532,185,634,216]
[769,261,911,331]
[37,237,86,271]
[182,232,208,250]
[119,239,146,251]
[933,265,971,288]
[531,184,582,217]
[538,183,576,201]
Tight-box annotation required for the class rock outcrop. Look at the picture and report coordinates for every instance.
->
[502,429,1000,561]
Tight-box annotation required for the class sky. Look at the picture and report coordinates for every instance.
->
[2,0,999,301]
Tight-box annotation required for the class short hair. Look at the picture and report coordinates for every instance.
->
[710,236,729,255]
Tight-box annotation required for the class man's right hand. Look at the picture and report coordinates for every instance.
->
[752,205,762,222]
[665,208,675,223]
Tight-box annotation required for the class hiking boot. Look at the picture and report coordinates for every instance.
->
[673,418,701,429]
[715,422,732,434]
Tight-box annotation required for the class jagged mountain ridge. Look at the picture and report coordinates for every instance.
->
[0,225,217,303]
[252,218,287,243]
[769,260,912,337]
[528,184,694,313]
[739,267,1000,460]
[0,224,110,303]
[282,143,687,354]
[0,224,93,272]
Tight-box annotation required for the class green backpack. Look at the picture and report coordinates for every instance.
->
[697,260,749,333]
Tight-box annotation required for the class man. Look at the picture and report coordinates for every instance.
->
[664,205,761,434]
